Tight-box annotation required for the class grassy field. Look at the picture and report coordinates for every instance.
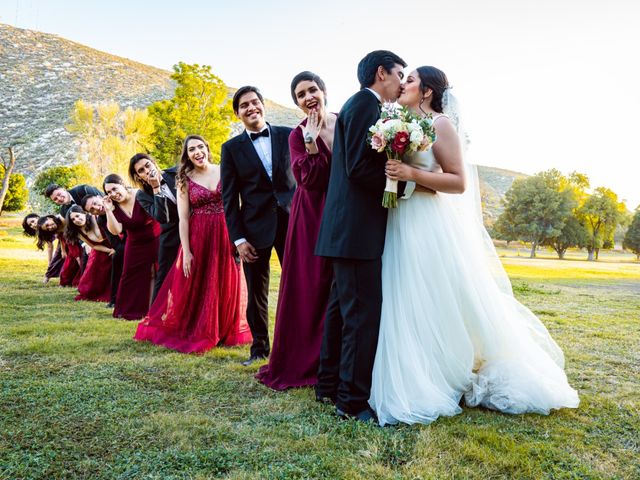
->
[1,215,639,480]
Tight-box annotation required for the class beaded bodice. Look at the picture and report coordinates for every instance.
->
[189,178,224,215]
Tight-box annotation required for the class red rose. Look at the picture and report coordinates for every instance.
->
[391,131,409,154]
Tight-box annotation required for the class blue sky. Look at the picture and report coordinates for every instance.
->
[2,0,639,208]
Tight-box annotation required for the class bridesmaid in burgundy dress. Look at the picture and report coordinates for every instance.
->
[65,205,113,302]
[134,135,252,353]
[23,213,63,283]
[256,72,335,390]
[103,174,160,320]
[35,214,82,287]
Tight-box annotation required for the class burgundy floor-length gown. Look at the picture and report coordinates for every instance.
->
[59,235,83,287]
[134,178,252,353]
[75,234,112,303]
[256,122,333,389]
[112,199,159,320]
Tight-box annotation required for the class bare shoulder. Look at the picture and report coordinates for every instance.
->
[433,115,456,136]
[210,163,222,176]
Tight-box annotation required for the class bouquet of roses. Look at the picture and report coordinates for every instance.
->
[368,103,437,208]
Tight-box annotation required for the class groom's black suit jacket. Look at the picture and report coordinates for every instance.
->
[136,167,179,247]
[315,89,388,260]
[136,167,180,299]
[221,124,295,249]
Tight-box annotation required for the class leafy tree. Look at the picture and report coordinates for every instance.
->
[614,210,633,245]
[33,164,94,211]
[0,163,28,213]
[492,211,518,245]
[148,62,234,167]
[66,100,155,182]
[623,208,640,260]
[542,215,587,259]
[577,187,626,261]
[539,171,590,259]
[495,169,575,258]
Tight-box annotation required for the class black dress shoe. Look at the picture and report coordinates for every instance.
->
[241,354,267,367]
[106,302,115,308]
[335,406,378,423]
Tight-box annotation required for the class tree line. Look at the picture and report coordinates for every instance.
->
[2,62,640,261]
[492,169,640,260]
[1,62,233,214]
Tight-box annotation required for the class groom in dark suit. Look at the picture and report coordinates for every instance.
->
[221,86,296,366]
[315,50,406,421]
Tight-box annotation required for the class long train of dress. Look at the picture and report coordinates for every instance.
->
[369,150,579,426]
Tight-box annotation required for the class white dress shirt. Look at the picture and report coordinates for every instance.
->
[157,181,177,204]
[246,126,273,180]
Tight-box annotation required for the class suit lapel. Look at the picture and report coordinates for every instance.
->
[269,125,281,180]
[163,170,176,193]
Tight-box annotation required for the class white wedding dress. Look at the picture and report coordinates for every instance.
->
[369,136,579,426]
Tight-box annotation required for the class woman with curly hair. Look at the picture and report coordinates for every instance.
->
[23,213,63,283]
[134,135,251,353]
[35,214,82,287]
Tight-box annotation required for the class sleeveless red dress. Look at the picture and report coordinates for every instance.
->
[112,199,160,320]
[58,233,82,287]
[134,179,251,353]
[75,230,112,302]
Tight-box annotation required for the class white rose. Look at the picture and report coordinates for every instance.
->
[410,129,424,144]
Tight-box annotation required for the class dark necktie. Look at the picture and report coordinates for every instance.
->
[250,129,269,141]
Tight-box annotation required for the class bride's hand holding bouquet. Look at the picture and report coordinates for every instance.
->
[368,103,436,208]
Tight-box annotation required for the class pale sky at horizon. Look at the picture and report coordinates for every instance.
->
[2,0,639,208]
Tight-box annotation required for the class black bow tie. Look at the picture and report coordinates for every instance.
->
[250,129,269,141]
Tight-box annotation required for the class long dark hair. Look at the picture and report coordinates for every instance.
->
[415,66,449,115]
[64,205,94,245]
[22,213,39,237]
[128,152,157,191]
[36,215,63,250]
[102,173,128,201]
[176,135,211,191]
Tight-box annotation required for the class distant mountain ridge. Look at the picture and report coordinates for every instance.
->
[0,23,524,222]
[0,23,302,176]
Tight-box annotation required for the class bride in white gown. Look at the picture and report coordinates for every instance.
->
[369,66,579,426]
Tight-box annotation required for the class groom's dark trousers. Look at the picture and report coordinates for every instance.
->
[315,88,389,415]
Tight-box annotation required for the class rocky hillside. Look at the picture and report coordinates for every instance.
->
[0,23,301,177]
[1,24,173,176]
[1,23,523,222]
[477,165,527,225]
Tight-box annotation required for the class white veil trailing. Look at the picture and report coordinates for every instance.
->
[440,88,514,296]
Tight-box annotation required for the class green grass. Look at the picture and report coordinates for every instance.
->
[1,215,639,479]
